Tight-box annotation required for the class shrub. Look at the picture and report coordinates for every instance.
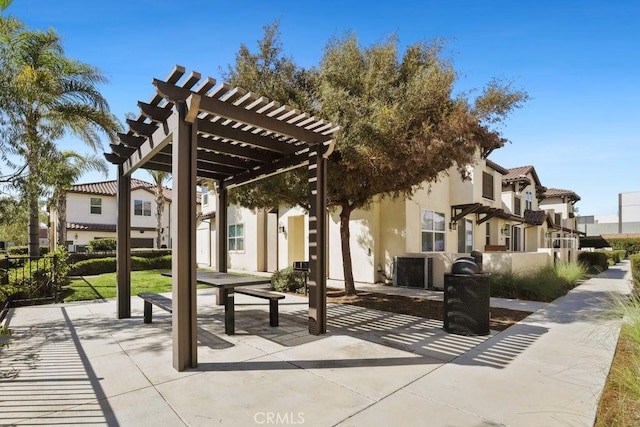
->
[631,254,640,292]
[490,262,585,302]
[271,266,306,294]
[88,238,116,251]
[578,251,609,273]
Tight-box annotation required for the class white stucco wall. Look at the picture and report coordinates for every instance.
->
[328,204,379,284]
[227,205,263,272]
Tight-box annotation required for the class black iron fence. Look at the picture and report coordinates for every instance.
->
[1,255,60,315]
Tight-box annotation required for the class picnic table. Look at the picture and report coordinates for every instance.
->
[161,271,274,335]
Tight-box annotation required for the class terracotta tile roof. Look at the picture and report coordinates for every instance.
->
[67,222,117,232]
[69,178,168,196]
[542,187,581,202]
[68,179,201,203]
[503,165,535,183]
[523,209,548,225]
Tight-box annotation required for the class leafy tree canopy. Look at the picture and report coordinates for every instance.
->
[224,23,529,294]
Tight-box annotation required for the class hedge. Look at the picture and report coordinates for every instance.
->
[578,251,609,273]
[68,255,172,276]
[631,254,640,292]
[6,246,49,256]
[68,249,171,264]
[607,237,640,256]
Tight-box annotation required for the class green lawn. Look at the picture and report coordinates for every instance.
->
[63,270,173,302]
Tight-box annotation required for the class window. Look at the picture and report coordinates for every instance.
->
[514,197,522,215]
[555,213,562,227]
[421,210,445,252]
[202,185,209,206]
[228,223,244,251]
[482,172,494,200]
[525,191,533,210]
[134,200,152,216]
[90,198,102,215]
[485,222,491,245]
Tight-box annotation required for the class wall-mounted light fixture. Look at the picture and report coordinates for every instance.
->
[74,233,79,240]
[278,222,286,233]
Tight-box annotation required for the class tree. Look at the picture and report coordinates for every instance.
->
[0,197,28,244]
[48,151,108,247]
[0,17,120,256]
[148,170,169,249]
[226,25,528,295]
[0,0,12,14]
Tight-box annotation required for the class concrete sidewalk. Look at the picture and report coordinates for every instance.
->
[0,262,632,426]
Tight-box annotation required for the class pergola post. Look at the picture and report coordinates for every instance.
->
[307,145,327,335]
[116,166,131,319]
[171,101,198,371]
[217,180,228,273]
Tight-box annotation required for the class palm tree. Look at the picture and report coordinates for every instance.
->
[148,170,170,249]
[48,151,109,247]
[0,17,120,256]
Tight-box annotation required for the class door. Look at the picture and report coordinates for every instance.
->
[287,215,305,266]
[457,218,473,253]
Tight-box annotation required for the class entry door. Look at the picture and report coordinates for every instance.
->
[287,215,305,266]
[512,226,521,251]
[457,218,473,253]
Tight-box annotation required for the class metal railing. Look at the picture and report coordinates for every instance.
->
[1,255,60,310]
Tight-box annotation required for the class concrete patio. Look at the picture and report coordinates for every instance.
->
[0,262,632,426]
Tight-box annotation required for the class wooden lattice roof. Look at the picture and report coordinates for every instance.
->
[105,65,339,188]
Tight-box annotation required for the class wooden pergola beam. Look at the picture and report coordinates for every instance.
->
[197,118,298,154]
[154,79,329,144]
[107,67,339,372]
[197,136,278,162]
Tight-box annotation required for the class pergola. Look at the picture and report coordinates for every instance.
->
[105,66,339,371]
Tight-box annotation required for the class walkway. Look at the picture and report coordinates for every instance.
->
[0,262,632,426]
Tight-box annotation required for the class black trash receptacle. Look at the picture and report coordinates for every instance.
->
[443,256,491,336]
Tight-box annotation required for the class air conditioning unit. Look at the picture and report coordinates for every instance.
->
[393,256,433,289]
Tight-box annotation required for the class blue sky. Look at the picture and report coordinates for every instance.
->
[6,0,639,216]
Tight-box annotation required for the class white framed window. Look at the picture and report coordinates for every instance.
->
[525,191,533,210]
[485,222,491,245]
[90,197,102,215]
[202,185,209,206]
[228,223,244,251]
[421,210,445,252]
[134,200,152,216]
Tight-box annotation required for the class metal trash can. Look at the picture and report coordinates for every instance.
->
[443,255,491,336]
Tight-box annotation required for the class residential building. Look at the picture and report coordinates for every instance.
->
[49,179,183,250]
[196,158,584,288]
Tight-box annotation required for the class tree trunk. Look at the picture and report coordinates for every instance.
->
[56,195,67,247]
[155,189,164,249]
[339,204,357,295]
[28,196,39,257]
